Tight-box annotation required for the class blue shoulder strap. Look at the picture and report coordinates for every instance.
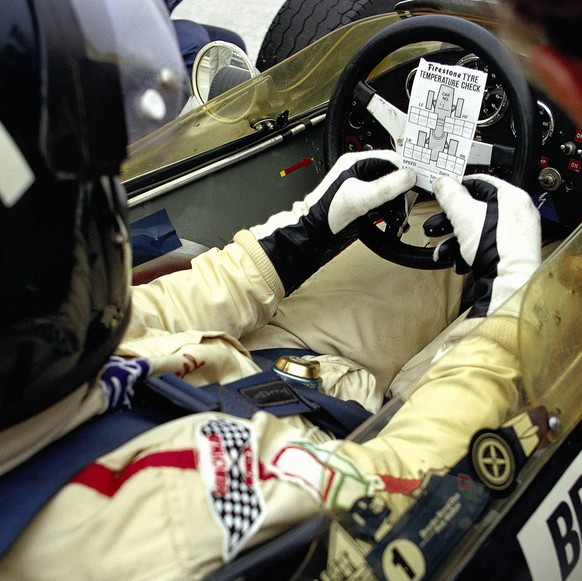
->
[0,352,371,558]
[0,403,177,559]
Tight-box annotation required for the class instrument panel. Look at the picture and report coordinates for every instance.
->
[343,48,582,230]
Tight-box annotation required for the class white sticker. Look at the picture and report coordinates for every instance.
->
[401,58,486,191]
[0,121,34,207]
[517,449,582,581]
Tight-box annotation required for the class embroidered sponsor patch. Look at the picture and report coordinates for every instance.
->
[240,380,300,407]
[198,418,266,560]
[0,122,34,207]
[271,441,422,510]
[271,441,380,509]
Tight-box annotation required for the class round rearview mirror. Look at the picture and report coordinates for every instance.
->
[192,41,258,104]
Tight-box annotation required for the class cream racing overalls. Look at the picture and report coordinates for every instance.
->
[0,202,522,579]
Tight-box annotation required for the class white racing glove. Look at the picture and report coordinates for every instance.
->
[250,150,416,294]
[431,174,541,318]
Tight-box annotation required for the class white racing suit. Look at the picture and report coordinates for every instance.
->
[0,202,522,579]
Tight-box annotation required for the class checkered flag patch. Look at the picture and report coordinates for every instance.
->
[198,418,266,560]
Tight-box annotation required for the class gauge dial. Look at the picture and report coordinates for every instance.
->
[511,100,554,145]
[456,54,508,126]
[405,67,418,100]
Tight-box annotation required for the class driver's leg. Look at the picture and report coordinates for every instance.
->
[241,200,467,392]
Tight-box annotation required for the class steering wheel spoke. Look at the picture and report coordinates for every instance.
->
[468,140,493,166]
[354,81,407,153]
[468,141,516,170]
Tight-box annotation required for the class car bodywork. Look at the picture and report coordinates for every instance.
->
[121,1,582,578]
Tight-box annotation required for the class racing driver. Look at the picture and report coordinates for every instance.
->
[0,0,577,578]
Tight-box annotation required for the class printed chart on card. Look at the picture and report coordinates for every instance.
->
[401,58,487,191]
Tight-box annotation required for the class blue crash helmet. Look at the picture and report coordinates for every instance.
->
[0,0,189,429]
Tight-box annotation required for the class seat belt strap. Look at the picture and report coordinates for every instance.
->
[0,403,178,559]
[147,370,371,437]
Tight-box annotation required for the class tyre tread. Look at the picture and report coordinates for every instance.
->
[256,0,394,70]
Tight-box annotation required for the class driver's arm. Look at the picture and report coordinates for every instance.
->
[319,174,541,519]
[326,311,523,519]
[123,151,415,341]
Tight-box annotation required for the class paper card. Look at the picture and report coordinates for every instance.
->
[401,58,487,191]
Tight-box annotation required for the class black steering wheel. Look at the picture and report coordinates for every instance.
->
[324,15,538,269]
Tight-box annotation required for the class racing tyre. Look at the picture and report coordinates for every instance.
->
[256,0,396,70]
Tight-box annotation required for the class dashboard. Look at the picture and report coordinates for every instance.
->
[342,48,582,231]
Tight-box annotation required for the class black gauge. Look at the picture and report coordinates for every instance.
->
[456,53,508,126]
[405,67,418,99]
[511,100,554,145]
[348,107,366,130]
